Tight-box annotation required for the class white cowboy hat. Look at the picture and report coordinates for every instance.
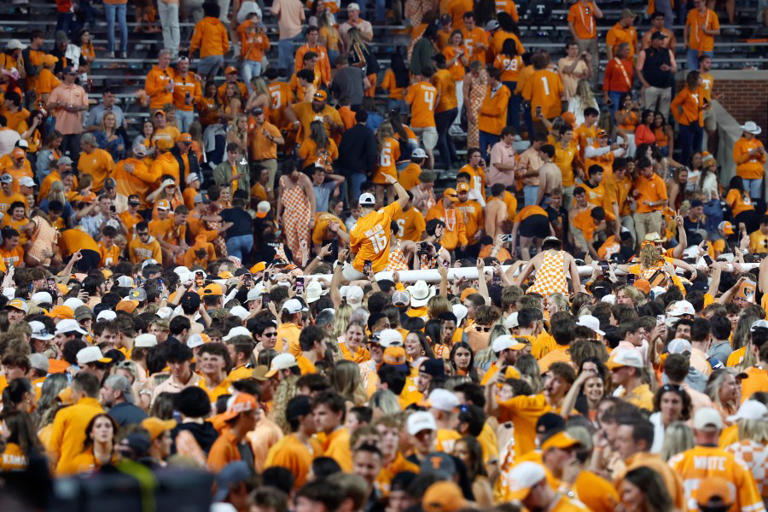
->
[741,121,762,135]
[407,280,435,308]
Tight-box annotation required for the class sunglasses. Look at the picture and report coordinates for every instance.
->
[474,325,491,332]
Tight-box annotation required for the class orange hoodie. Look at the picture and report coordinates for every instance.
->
[190,17,229,58]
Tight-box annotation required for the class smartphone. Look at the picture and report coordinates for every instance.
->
[48,278,56,291]
[626,273,635,285]
[656,314,665,325]
[296,276,305,294]
[261,293,270,308]
[600,261,609,273]
[703,255,713,266]
[535,105,542,117]
[363,260,372,274]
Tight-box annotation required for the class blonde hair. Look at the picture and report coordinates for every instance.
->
[101,111,117,133]
[331,303,353,342]
[269,374,299,433]
[427,295,451,320]
[660,421,694,461]
[330,360,366,405]
[706,368,738,411]
[48,181,67,205]
[738,418,768,444]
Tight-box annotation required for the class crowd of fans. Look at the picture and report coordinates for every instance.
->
[0,0,767,511]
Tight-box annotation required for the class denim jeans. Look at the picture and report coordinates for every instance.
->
[278,34,302,75]
[158,1,180,57]
[435,108,457,169]
[349,172,367,205]
[104,3,128,53]
[176,110,195,133]
[607,90,624,117]
[523,185,539,207]
[678,123,703,167]
[479,130,500,162]
[241,60,263,92]
[61,134,81,164]
[226,234,253,262]
[56,12,74,36]
[744,178,764,201]
[198,55,224,78]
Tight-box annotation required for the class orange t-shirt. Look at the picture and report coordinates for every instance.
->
[686,8,719,52]
[568,1,598,39]
[442,45,467,81]
[670,86,704,127]
[375,137,401,184]
[380,69,405,100]
[478,84,511,136]
[78,148,115,192]
[350,201,403,272]
[493,54,523,83]
[432,69,457,113]
[521,70,563,120]
[405,81,438,128]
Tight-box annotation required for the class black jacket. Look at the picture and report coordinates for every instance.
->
[171,145,201,186]
[337,123,377,176]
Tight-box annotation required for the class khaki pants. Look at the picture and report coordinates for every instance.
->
[255,158,278,191]
[577,37,599,85]
[633,211,663,248]
[644,86,672,119]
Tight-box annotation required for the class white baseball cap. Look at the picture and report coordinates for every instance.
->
[282,298,308,314]
[246,287,262,303]
[31,291,53,305]
[667,300,695,317]
[505,462,547,500]
[187,333,205,348]
[229,305,249,321]
[345,285,364,306]
[55,318,88,336]
[359,192,376,206]
[492,334,526,353]
[116,275,134,288]
[266,353,298,378]
[667,338,692,354]
[576,315,605,336]
[134,333,158,348]
[428,389,460,412]
[503,312,519,330]
[29,320,54,340]
[77,346,111,366]
[727,400,768,423]
[18,177,35,188]
[452,304,468,326]
[63,297,84,311]
[96,309,117,322]
[406,411,437,435]
[305,280,324,304]
[693,407,724,430]
[223,326,252,341]
[606,347,645,369]
[378,328,404,347]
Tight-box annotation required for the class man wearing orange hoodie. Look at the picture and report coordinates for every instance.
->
[190,3,230,78]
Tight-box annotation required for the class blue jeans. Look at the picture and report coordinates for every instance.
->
[104,3,128,53]
[198,55,224,78]
[678,123,703,167]
[745,178,764,201]
[523,102,534,139]
[703,199,724,234]
[226,234,253,261]
[608,90,624,117]
[56,12,74,36]
[687,49,712,70]
[241,60,262,92]
[479,131,500,162]
[278,34,302,75]
[176,110,195,133]
[524,185,539,207]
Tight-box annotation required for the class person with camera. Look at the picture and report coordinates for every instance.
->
[558,40,592,102]
[427,188,467,255]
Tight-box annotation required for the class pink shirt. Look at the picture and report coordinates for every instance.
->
[270,0,305,40]
[47,83,89,135]
[488,141,516,187]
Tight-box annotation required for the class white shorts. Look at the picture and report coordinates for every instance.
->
[342,262,365,281]
[414,126,438,151]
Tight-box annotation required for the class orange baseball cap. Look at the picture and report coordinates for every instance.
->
[178,132,192,143]
[156,199,171,211]
[141,417,177,441]
[313,90,328,101]
[541,430,581,451]
[47,305,74,320]
[225,66,238,74]
[596,129,608,138]
[382,346,407,366]
[250,261,266,273]
[115,299,139,313]
[456,182,469,193]
[202,283,224,296]
[152,109,166,117]
[422,481,466,512]
[220,393,258,421]
[561,111,577,127]
[443,188,459,202]
[634,279,651,295]
[460,288,478,301]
